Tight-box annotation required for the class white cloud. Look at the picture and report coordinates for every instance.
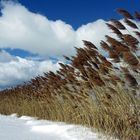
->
[0,1,121,89]
[0,51,61,89]
[0,50,18,62]
[0,1,76,58]
[1,1,139,89]
[76,20,112,55]
[0,1,113,58]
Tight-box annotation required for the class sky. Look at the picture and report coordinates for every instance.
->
[0,0,139,88]
[17,0,140,29]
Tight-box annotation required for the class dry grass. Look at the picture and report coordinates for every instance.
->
[0,8,139,140]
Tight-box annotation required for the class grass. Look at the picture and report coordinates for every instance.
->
[0,8,140,140]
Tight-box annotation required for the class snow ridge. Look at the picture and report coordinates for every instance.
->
[0,114,106,140]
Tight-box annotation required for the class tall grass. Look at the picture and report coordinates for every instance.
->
[0,9,139,140]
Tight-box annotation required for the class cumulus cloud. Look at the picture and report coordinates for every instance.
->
[76,20,112,55]
[0,50,18,62]
[0,51,61,89]
[1,1,139,89]
[0,1,123,89]
[0,1,113,58]
[0,1,76,57]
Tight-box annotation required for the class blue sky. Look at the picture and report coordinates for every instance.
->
[1,0,140,57]
[0,0,140,88]
[17,0,140,29]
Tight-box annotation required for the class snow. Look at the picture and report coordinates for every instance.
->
[0,114,107,140]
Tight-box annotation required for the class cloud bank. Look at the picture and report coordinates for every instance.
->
[0,1,112,58]
[0,50,61,89]
[0,1,127,88]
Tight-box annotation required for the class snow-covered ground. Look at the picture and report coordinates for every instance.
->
[0,114,108,140]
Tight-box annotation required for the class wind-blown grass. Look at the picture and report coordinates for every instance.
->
[0,8,139,140]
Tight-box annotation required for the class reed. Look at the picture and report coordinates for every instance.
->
[0,8,139,140]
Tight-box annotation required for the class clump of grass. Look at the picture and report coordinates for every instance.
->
[0,8,140,140]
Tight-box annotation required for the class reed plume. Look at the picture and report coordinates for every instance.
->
[110,19,126,30]
[124,18,138,29]
[117,8,134,19]
[135,11,140,20]
[0,7,139,140]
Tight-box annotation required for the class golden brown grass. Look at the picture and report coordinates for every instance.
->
[0,8,139,140]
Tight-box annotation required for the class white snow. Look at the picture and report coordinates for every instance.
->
[0,114,107,140]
